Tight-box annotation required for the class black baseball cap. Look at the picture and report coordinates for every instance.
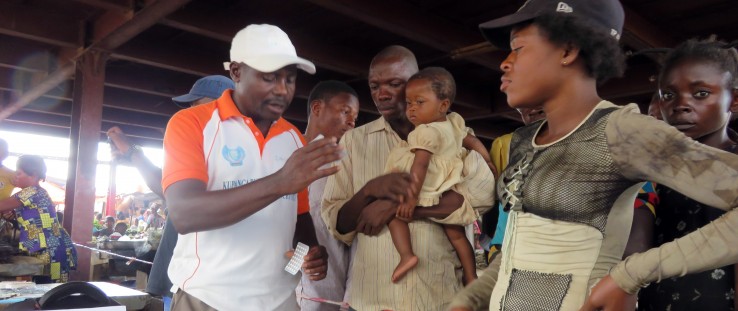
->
[479,0,624,50]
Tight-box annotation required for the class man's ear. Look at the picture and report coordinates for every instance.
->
[229,63,241,82]
[310,100,323,117]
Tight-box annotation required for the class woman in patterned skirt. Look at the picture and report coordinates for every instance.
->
[0,155,77,282]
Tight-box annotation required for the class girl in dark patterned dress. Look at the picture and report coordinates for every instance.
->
[0,155,77,282]
[637,38,738,311]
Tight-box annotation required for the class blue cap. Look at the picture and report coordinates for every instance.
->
[172,75,235,107]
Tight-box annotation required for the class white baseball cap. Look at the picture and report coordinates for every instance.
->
[223,24,316,74]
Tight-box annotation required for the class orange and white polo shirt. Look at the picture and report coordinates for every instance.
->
[162,89,308,311]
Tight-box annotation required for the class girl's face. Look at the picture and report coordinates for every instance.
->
[660,59,738,142]
[405,79,449,126]
[13,169,38,188]
[500,23,566,109]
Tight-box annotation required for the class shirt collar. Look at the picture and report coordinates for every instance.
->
[215,89,242,121]
[366,117,393,134]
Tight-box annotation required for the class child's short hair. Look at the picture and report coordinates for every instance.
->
[659,37,738,90]
[114,222,128,230]
[16,155,46,180]
[307,80,359,116]
[407,67,456,103]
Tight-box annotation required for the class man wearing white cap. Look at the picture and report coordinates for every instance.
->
[162,24,339,311]
[107,75,235,311]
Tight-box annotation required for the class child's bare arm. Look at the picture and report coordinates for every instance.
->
[463,133,497,176]
[397,149,432,220]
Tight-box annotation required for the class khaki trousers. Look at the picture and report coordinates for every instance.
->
[171,289,217,311]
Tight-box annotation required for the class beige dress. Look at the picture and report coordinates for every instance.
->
[384,112,466,206]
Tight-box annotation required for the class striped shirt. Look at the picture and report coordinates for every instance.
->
[321,117,495,310]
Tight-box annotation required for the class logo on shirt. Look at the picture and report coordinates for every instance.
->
[223,178,256,190]
[222,146,245,166]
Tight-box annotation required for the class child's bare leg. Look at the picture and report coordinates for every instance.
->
[388,218,418,283]
[444,224,477,285]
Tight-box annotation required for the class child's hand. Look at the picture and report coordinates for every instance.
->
[396,199,416,221]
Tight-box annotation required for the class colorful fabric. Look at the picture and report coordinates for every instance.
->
[0,166,15,200]
[489,133,512,178]
[484,133,512,243]
[637,185,735,311]
[633,181,658,216]
[92,219,102,230]
[12,186,77,282]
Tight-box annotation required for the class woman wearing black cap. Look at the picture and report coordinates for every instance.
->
[449,0,738,310]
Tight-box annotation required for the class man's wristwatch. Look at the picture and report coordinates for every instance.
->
[122,144,142,161]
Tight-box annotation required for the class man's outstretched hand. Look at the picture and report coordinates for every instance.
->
[276,137,343,195]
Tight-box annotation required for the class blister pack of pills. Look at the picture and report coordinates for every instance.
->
[285,242,309,275]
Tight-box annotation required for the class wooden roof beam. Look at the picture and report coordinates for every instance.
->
[599,63,660,100]
[0,0,192,121]
[0,4,488,111]
[20,98,170,131]
[111,43,221,76]
[0,2,82,48]
[160,11,370,77]
[0,119,164,147]
[622,5,678,50]
[303,0,500,70]
[0,57,379,122]
[72,0,135,14]
[157,8,489,109]
[7,109,165,139]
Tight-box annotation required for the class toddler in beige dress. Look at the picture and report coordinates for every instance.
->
[385,67,492,284]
